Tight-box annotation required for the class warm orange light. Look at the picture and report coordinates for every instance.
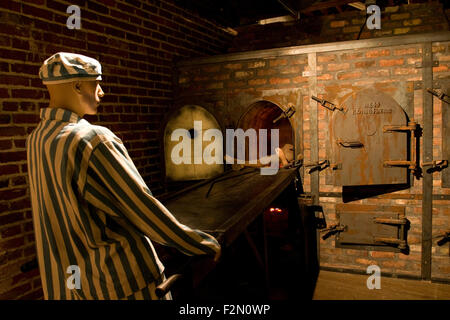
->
[269,207,283,214]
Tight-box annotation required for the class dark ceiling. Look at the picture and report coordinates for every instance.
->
[174,0,444,28]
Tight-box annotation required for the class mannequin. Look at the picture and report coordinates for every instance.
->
[46,80,104,116]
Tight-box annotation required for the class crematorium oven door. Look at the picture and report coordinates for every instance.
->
[330,87,410,186]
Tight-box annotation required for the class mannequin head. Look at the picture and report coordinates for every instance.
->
[46,80,104,117]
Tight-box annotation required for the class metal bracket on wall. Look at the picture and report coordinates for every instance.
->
[273,103,296,123]
[304,159,329,173]
[320,224,347,240]
[311,95,343,112]
[427,88,450,105]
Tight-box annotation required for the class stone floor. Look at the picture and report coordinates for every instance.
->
[313,270,450,300]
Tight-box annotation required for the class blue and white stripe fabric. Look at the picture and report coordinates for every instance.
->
[39,52,102,84]
[26,107,220,300]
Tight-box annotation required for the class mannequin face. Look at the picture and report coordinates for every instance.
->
[74,80,104,115]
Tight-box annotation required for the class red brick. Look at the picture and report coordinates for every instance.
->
[0,188,27,200]
[14,139,26,148]
[379,58,404,67]
[269,77,290,85]
[0,140,12,150]
[355,61,376,68]
[370,251,396,258]
[330,20,348,28]
[393,48,417,56]
[9,198,31,211]
[0,165,20,175]
[367,69,390,77]
[433,66,449,73]
[0,283,31,300]
[393,68,418,75]
[11,89,43,99]
[381,260,406,268]
[318,55,336,63]
[1,225,22,238]
[292,76,308,83]
[0,150,27,163]
[270,59,288,67]
[341,53,364,60]
[0,88,9,98]
[224,63,242,70]
[327,63,350,71]
[317,74,333,80]
[12,114,39,124]
[257,69,276,76]
[355,258,377,265]
[11,176,27,187]
[366,49,390,58]
[337,71,363,80]
[248,79,267,86]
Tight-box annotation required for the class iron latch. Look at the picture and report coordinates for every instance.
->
[373,237,407,250]
[383,120,419,175]
[422,160,448,172]
[273,103,296,124]
[427,88,450,104]
[321,224,347,240]
[311,95,343,112]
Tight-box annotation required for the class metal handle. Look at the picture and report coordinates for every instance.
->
[337,141,364,148]
[373,217,408,225]
[155,274,183,298]
[373,237,407,250]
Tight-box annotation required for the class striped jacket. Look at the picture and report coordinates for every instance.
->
[26,107,220,300]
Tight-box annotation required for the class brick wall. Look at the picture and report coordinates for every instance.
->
[229,2,449,52]
[176,35,450,282]
[0,0,233,299]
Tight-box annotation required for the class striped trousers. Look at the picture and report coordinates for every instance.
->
[122,274,173,300]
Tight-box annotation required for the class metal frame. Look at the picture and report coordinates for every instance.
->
[176,32,450,67]
[421,42,433,281]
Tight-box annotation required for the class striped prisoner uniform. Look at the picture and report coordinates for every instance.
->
[26,107,220,300]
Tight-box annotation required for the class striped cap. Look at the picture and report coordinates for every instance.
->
[39,52,102,84]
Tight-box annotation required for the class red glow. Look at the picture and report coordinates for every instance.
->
[269,207,283,214]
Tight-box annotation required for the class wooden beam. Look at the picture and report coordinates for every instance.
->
[301,0,361,13]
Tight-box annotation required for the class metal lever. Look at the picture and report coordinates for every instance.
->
[311,95,343,112]
[273,104,296,124]
[437,232,450,247]
[337,140,364,148]
[320,224,346,240]
[427,88,450,104]
[304,159,329,173]
[373,217,408,225]
[373,237,407,250]
[422,160,448,171]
